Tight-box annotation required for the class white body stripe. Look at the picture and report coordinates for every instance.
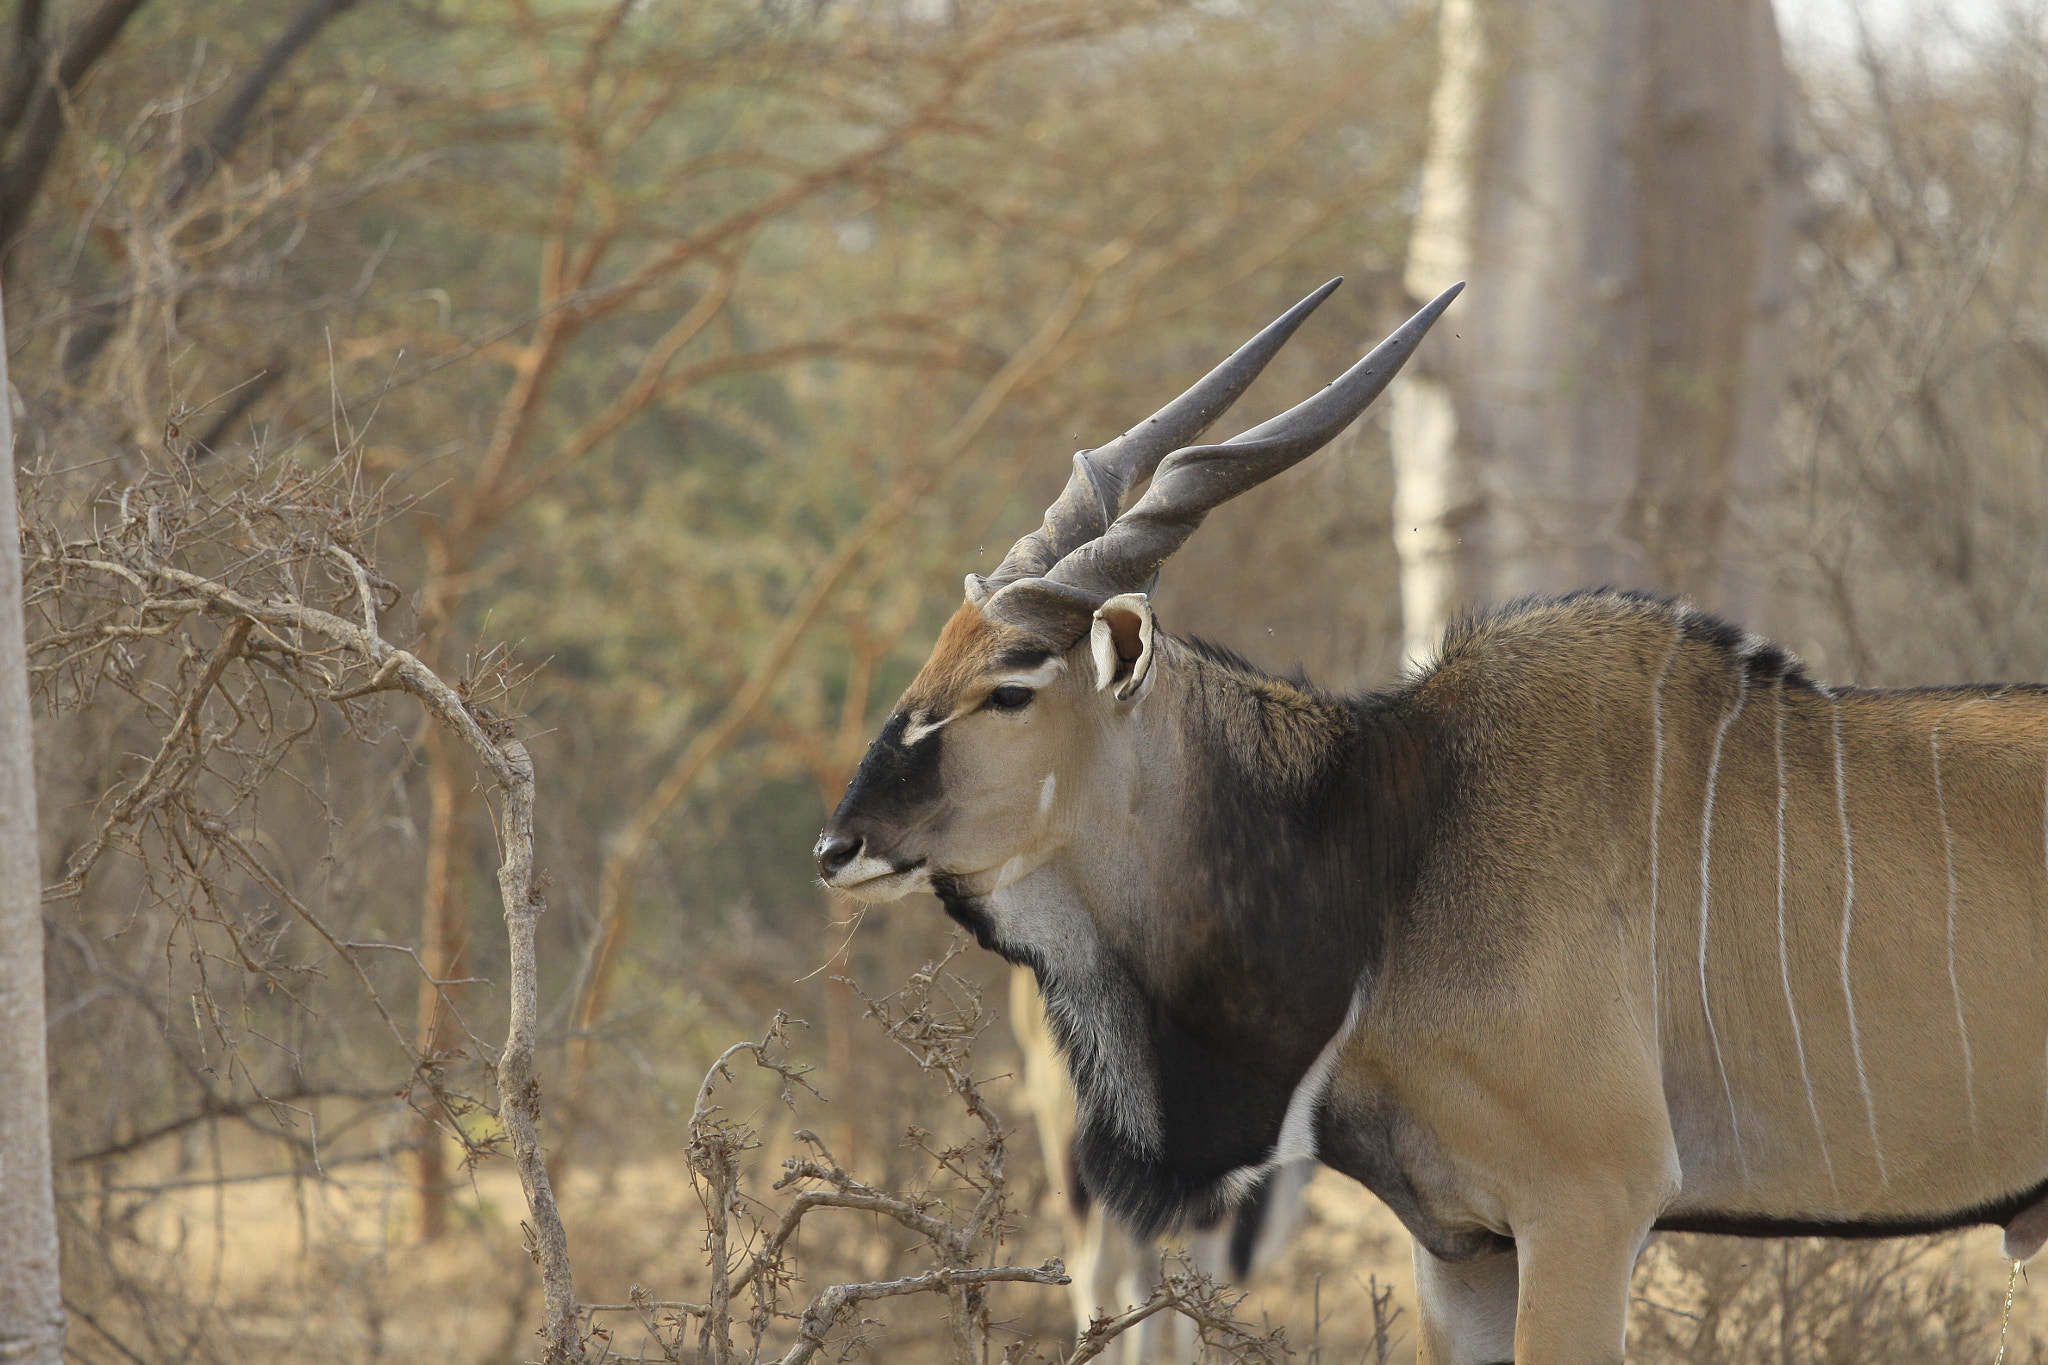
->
[1271,988,1366,1165]
[1647,628,1682,1032]
[1775,680,1837,1191]
[1698,670,1749,1178]
[1930,700,1981,1137]
[1826,687,1888,1184]
[1210,984,1367,1200]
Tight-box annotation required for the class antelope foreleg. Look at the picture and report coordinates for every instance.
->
[1508,1194,1655,1365]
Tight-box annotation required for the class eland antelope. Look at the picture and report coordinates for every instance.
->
[813,278,2048,1364]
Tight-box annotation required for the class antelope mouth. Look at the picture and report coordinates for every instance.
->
[826,855,933,903]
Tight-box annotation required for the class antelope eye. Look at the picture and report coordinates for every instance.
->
[986,684,1035,712]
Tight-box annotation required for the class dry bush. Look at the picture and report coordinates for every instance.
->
[20,448,584,1359]
[6,0,1433,1235]
[19,442,1308,1363]
[576,946,1296,1365]
[9,6,1429,1349]
[1630,1232,2045,1365]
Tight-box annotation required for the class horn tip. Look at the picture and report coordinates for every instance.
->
[1407,280,1466,330]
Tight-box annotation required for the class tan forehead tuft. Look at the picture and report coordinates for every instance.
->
[904,604,1038,714]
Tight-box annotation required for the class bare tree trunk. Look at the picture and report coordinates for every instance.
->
[0,287,64,1363]
[413,720,470,1241]
[1392,0,1799,663]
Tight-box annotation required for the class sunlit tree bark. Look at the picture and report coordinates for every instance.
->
[0,285,64,1365]
[1392,0,1799,662]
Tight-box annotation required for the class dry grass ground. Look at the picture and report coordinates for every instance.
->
[58,995,2048,1365]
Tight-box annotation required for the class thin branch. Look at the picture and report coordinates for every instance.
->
[49,544,584,1363]
[778,1264,1070,1365]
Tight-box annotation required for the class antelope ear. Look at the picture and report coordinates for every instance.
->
[1090,593,1156,702]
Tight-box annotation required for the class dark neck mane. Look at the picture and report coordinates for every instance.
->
[1042,638,1442,1233]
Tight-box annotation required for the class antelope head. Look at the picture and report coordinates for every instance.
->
[813,278,1461,910]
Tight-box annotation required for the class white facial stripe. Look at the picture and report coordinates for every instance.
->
[999,658,1066,689]
[902,712,952,746]
[906,660,1065,745]
[1038,772,1056,816]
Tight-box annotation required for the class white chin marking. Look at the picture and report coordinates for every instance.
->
[827,854,932,903]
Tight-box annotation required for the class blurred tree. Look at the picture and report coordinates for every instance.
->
[0,278,63,1365]
[0,0,152,266]
[1770,11,2048,684]
[1392,0,1801,660]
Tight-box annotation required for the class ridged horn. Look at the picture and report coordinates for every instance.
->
[989,281,1464,629]
[966,278,1343,605]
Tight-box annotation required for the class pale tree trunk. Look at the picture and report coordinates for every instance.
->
[0,287,64,1362]
[412,721,470,1240]
[1392,0,1799,664]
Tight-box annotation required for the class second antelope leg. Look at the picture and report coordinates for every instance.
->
[1414,1239,1517,1365]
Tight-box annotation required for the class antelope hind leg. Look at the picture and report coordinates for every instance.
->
[1414,1239,1517,1365]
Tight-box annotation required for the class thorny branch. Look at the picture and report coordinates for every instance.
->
[587,945,1291,1365]
[27,462,1298,1365]
[25,461,586,1363]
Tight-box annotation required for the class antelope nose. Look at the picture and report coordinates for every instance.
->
[815,832,862,879]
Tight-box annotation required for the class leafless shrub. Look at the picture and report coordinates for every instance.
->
[581,943,1291,1365]
[23,447,588,1358]
[1630,1232,2045,1365]
[25,453,489,1159]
